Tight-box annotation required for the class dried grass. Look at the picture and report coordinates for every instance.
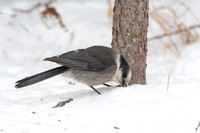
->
[13,0,67,31]
[107,0,113,19]
[149,0,200,57]
[107,0,200,57]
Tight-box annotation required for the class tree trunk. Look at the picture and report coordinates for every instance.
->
[111,0,149,85]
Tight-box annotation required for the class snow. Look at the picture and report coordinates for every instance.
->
[0,0,200,133]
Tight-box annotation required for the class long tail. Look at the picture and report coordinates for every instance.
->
[15,66,69,88]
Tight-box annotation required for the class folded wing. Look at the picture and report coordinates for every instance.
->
[44,49,107,71]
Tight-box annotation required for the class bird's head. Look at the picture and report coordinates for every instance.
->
[115,55,131,87]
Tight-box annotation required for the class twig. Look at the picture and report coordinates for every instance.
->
[13,3,42,13]
[53,98,73,108]
[195,121,200,132]
[167,72,170,92]
[148,24,200,41]
[114,126,120,129]
[13,0,56,13]
[41,6,68,31]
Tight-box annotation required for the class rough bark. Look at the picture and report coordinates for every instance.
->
[111,0,149,85]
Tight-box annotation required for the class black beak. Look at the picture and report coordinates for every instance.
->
[116,80,127,87]
[121,80,127,87]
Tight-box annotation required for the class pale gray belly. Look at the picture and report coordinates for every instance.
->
[65,65,117,86]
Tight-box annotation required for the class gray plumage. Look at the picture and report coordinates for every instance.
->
[44,46,117,72]
[15,46,131,94]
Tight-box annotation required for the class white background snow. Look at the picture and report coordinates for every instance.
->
[0,0,200,133]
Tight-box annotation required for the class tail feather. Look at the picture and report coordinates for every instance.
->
[15,66,68,88]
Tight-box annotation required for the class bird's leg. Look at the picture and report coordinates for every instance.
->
[102,83,111,87]
[90,86,101,95]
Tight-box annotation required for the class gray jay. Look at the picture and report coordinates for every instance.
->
[15,46,131,94]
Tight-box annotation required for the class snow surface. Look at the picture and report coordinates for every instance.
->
[0,0,200,133]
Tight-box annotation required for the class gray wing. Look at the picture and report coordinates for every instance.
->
[44,46,117,72]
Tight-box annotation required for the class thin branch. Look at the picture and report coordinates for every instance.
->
[13,3,42,13]
[13,0,67,31]
[13,0,56,13]
[150,11,180,54]
[148,24,200,41]
[195,121,200,132]
[52,98,73,108]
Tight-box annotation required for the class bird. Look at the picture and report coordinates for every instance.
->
[15,46,131,94]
